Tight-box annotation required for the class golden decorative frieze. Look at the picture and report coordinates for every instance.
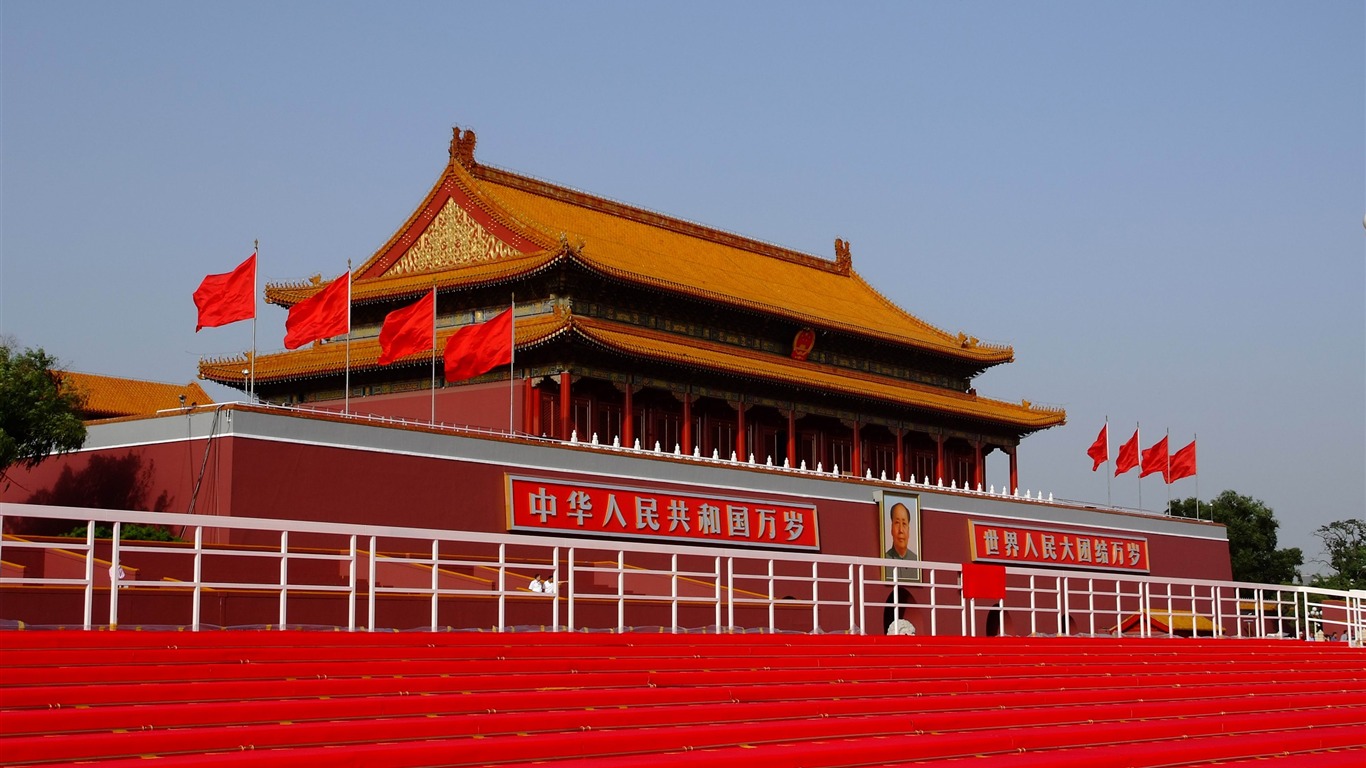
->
[387,198,520,276]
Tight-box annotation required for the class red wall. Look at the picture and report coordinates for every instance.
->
[5,433,1228,584]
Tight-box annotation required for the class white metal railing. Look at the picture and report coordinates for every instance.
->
[2,502,1362,644]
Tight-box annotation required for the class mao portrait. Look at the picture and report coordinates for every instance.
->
[881,494,921,582]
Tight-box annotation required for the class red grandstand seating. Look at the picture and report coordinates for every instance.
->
[2,631,1363,767]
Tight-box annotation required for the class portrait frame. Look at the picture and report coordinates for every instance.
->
[879,492,922,582]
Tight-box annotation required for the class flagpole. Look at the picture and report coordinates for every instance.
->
[1164,427,1172,514]
[251,239,258,403]
[1193,432,1200,521]
[1135,423,1141,511]
[1104,416,1112,508]
[508,293,515,435]
[344,260,352,416]
[430,286,437,425]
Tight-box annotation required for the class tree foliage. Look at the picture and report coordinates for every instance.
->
[1310,519,1366,591]
[0,343,87,476]
[1170,491,1302,585]
[65,522,179,542]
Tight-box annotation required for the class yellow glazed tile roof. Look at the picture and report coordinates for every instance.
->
[472,166,1012,364]
[265,135,1011,365]
[572,316,1064,430]
[60,372,213,420]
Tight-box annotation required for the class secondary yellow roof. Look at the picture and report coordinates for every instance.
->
[60,372,212,420]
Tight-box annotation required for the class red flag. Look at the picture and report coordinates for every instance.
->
[193,253,255,331]
[1114,429,1140,476]
[378,289,436,365]
[284,274,350,350]
[1140,435,1170,481]
[1087,423,1108,471]
[1169,439,1197,481]
[443,307,513,383]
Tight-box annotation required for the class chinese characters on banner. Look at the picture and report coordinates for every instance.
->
[506,475,820,551]
[968,521,1150,573]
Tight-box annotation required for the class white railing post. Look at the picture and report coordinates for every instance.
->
[959,572,968,637]
[726,557,735,633]
[192,526,204,631]
[1054,573,1065,634]
[1254,587,1265,638]
[1213,585,1223,637]
[367,535,377,633]
[430,539,440,632]
[1086,578,1096,635]
[767,559,775,633]
[857,565,867,636]
[1028,574,1037,636]
[278,530,289,630]
[841,560,852,631]
[670,552,679,634]
[713,556,721,634]
[567,547,576,632]
[497,542,506,633]
[109,521,122,630]
[347,535,358,632]
[928,567,938,637]
[811,561,819,633]
[617,550,625,633]
[83,520,95,630]
[552,546,561,632]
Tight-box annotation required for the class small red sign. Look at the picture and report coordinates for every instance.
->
[507,475,820,551]
[968,521,1150,573]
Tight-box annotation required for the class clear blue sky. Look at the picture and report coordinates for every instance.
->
[2,1,1362,570]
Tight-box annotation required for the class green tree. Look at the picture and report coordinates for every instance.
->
[0,342,87,477]
[1171,491,1302,585]
[1310,519,1366,591]
[64,522,179,542]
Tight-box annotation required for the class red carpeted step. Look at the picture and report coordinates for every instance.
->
[525,714,1366,768]
[8,675,1363,737]
[884,724,1366,766]
[6,690,1364,765]
[8,661,1358,709]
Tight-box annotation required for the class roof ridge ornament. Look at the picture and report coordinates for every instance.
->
[450,126,477,168]
[834,238,852,275]
[558,231,587,257]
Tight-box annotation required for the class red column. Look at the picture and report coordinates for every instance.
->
[973,440,984,490]
[1008,446,1019,495]
[559,371,571,440]
[851,421,862,477]
[734,398,746,460]
[682,392,693,455]
[935,433,945,485]
[894,428,905,480]
[786,409,797,468]
[521,376,533,434]
[623,381,634,448]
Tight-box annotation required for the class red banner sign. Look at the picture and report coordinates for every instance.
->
[968,521,1150,573]
[507,475,820,551]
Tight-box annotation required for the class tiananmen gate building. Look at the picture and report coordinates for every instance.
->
[2,128,1234,634]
